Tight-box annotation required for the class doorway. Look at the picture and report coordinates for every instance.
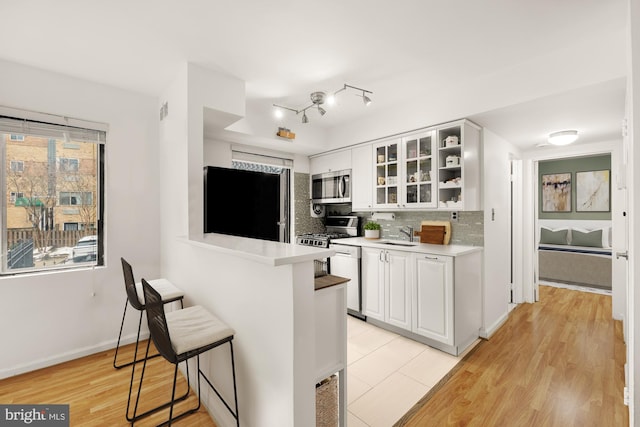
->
[534,154,614,296]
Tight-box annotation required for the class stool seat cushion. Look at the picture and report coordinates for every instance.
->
[166,306,235,355]
[135,278,184,305]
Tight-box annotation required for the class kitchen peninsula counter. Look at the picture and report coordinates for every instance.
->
[184,233,335,266]
[171,234,345,426]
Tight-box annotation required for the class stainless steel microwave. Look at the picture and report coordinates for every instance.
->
[311,169,351,204]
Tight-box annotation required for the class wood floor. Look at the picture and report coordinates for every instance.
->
[0,342,217,426]
[397,285,628,427]
[0,285,627,427]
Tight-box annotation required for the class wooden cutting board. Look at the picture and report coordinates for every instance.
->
[414,220,451,244]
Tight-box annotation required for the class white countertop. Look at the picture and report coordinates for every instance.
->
[330,237,482,257]
[181,234,335,266]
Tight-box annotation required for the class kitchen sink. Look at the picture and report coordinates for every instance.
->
[377,240,420,247]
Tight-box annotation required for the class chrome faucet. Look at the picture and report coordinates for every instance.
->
[399,226,414,242]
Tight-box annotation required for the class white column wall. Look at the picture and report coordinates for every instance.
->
[481,129,518,337]
[158,63,315,427]
[0,59,160,377]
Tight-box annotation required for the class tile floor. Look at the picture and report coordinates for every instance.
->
[346,316,473,427]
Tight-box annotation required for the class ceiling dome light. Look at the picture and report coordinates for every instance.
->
[548,130,578,146]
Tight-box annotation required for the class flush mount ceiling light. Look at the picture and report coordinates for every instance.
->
[273,83,373,124]
[548,130,579,146]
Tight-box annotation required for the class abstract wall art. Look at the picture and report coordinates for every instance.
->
[541,173,572,212]
[576,169,610,212]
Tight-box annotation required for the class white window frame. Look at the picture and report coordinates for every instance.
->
[9,191,23,203]
[58,157,79,172]
[10,160,23,173]
[59,191,93,206]
[0,107,107,274]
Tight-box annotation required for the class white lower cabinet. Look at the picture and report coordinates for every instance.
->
[362,247,412,331]
[360,242,482,356]
[412,254,454,345]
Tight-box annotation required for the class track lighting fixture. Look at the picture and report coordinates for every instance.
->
[273,83,373,124]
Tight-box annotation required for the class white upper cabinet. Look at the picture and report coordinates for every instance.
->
[312,118,482,212]
[402,131,437,209]
[373,138,401,209]
[351,144,373,211]
[310,150,352,176]
[436,120,481,210]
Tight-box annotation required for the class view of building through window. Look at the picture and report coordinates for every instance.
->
[2,131,103,272]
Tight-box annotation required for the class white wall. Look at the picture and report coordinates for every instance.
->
[159,63,318,427]
[628,0,640,421]
[0,59,160,378]
[481,129,519,337]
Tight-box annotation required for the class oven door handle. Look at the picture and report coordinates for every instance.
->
[338,176,345,198]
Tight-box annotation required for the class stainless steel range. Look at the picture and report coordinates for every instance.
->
[296,215,364,319]
[295,215,359,248]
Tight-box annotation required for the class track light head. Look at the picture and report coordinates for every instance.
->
[301,111,309,124]
[318,106,326,116]
[363,94,372,106]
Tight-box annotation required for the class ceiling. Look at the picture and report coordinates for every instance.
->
[0,0,629,151]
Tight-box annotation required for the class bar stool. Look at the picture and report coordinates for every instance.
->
[113,257,185,369]
[113,258,188,422]
[133,278,239,426]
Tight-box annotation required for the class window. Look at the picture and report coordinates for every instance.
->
[10,160,23,173]
[10,134,24,142]
[59,157,79,172]
[59,191,93,206]
[1,111,106,273]
[9,191,23,203]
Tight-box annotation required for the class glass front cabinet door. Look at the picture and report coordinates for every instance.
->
[374,139,400,208]
[402,131,436,208]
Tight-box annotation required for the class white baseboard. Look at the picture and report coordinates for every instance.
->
[479,312,509,339]
[0,331,150,380]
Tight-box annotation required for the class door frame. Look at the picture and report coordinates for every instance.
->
[520,141,622,305]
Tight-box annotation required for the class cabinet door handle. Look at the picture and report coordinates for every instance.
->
[379,251,384,262]
[425,255,438,260]
[385,251,390,262]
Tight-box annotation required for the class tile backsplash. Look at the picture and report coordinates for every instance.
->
[360,211,484,247]
[294,172,325,235]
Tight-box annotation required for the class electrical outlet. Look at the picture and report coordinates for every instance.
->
[450,211,459,222]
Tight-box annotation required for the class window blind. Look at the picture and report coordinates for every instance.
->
[231,150,293,168]
[0,109,107,144]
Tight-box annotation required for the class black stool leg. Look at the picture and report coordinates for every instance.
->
[127,328,191,423]
[114,299,162,370]
[113,298,130,369]
[230,341,240,427]
[198,340,240,426]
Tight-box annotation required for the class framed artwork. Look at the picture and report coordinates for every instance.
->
[541,173,571,212]
[576,169,610,212]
